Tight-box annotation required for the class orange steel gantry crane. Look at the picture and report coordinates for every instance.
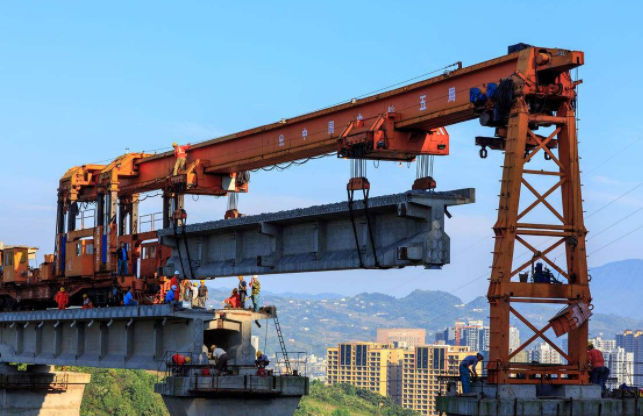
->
[53,43,587,384]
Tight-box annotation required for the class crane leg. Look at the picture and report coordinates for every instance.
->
[486,98,590,385]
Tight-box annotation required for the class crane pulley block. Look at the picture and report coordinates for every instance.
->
[338,112,449,161]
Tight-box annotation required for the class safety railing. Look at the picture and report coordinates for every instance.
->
[274,351,307,376]
[139,212,163,232]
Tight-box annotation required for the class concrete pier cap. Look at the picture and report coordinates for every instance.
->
[437,382,643,416]
[0,363,91,416]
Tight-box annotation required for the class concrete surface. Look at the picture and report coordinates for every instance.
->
[0,364,91,416]
[159,188,474,277]
[437,383,640,416]
[0,305,275,371]
[156,374,309,416]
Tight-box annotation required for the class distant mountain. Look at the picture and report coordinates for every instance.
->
[210,259,643,358]
[589,259,643,319]
[263,291,343,301]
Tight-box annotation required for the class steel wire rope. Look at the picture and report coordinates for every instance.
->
[310,62,462,112]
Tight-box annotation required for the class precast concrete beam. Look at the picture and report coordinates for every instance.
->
[159,188,475,278]
[0,305,274,371]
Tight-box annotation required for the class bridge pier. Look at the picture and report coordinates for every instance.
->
[0,364,91,416]
[155,307,309,415]
[157,374,309,416]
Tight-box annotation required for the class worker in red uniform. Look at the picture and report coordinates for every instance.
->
[172,142,190,175]
[170,353,191,375]
[55,287,69,310]
[170,271,180,299]
[588,343,609,393]
[223,288,241,309]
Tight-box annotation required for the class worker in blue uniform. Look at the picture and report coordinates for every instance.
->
[123,287,137,306]
[459,352,483,394]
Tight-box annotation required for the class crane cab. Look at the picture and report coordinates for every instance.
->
[1,245,38,284]
[65,237,95,277]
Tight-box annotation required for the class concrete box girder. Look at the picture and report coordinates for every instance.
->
[159,188,474,278]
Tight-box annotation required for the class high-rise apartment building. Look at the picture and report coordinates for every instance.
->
[377,328,426,347]
[509,326,521,352]
[604,347,634,388]
[591,336,616,352]
[435,320,494,353]
[616,330,643,385]
[529,342,562,364]
[397,345,475,415]
[591,336,634,388]
[326,342,404,396]
[326,341,479,416]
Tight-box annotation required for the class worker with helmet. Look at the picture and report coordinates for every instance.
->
[238,275,248,309]
[210,344,228,374]
[172,141,191,176]
[255,350,270,376]
[81,293,93,309]
[250,275,261,312]
[459,352,483,394]
[171,353,191,375]
[54,287,69,310]
[197,280,208,309]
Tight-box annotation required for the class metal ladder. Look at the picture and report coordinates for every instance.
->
[273,313,292,374]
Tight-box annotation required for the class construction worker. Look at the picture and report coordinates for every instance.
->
[255,350,270,376]
[81,294,93,309]
[224,288,241,309]
[250,275,261,312]
[172,142,191,176]
[588,343,609,393]
[238,276,248,308]
[459,352,483,394]
[183,280,194,307]
[197,280,208,309]
[116,242,128,276]
[171,353,191,375]
[210,345,228,374]
[54,287,69,310]
[165,285,177,305]
[170,271,180,300]
[123,287,137,306]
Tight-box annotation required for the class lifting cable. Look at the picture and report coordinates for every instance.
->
[361,188,381,268]
[347,188,366,268]
[172,221,187,278]
[346,159,381,269]
[181,220,195,280]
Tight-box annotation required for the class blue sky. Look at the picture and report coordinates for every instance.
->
[1,1,642,301]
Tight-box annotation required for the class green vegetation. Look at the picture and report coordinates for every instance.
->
[295,380,418,416]
[73,367,415,416]
[75,367,169,416]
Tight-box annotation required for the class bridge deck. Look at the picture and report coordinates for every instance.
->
[0,306,273,370]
